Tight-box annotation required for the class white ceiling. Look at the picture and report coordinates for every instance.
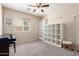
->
[2,3,51,17]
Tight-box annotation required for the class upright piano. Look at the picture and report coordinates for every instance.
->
[0,34,16,56]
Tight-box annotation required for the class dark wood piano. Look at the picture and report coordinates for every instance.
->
[0,34,16,56]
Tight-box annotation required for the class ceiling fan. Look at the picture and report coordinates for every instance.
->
[28,3,49,12]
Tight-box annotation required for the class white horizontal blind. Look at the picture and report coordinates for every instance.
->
[14,18,30,32]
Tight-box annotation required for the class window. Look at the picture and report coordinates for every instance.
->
[15,18,30,32]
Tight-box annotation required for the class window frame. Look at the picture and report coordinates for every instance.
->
[14,17,30,32]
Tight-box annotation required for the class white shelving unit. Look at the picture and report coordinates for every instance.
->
[39,22,63,47]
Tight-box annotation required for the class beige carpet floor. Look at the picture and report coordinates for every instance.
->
[10,40,79,56]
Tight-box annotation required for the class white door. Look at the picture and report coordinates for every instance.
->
[76,15,79,51]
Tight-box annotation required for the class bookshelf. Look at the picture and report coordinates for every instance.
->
[39,22,63,47]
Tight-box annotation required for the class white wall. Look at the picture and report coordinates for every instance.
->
[0,4,2,35]
[47,3,77,24]
[41,3,78,49]
[3,7,40,44]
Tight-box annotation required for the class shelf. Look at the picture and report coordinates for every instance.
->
[42,40,61,47]
[39,23,63,47]
[56,40,61,45]
[44,37,51,39]
[51,40,56,43]
[44,33,53,34]
[39,37,44,40]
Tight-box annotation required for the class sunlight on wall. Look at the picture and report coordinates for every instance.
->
[0,4,2,35]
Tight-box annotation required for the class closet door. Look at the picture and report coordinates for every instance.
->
[76,16,79,51]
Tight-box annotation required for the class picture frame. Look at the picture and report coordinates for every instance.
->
[5,17,13,26]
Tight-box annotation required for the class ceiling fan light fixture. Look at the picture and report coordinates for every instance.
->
[41,9,44,12]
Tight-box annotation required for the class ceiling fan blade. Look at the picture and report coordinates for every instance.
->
[33,9,36,12]
[28,5,36,7]
[41,5,49,7]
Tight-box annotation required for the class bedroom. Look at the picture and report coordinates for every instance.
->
[0,3,79,56]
